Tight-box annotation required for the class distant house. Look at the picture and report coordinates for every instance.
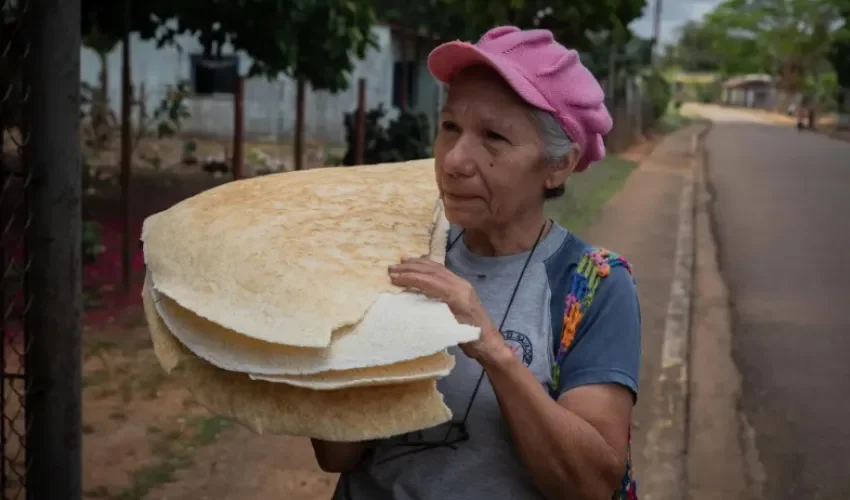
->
[721,74,777,109]
[80,25,444,146]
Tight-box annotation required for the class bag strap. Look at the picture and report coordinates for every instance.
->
[550,246,632,386]
[549,246,639,500]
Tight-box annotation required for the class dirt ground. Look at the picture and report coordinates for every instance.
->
[78,312,338,500]
[3,294,336,500]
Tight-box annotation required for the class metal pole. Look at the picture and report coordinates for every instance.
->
[120,0,133,292]
[23,0,83,497]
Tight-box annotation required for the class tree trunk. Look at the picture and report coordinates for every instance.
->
[120,0,133,292]
[93,50,110,147]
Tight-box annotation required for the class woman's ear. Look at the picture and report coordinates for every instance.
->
[544,146,581,190]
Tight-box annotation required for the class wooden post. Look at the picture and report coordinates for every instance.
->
[119,0,132,293]
[400,32,409,109]
[294,76,306,171]
[23,0,84,495]
[355,78,366,165]
[232,76,244,180]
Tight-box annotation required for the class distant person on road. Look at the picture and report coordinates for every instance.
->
[797,98,810,131]
[312,26,642,500]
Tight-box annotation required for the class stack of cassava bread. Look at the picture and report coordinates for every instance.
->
[141,159,479,442]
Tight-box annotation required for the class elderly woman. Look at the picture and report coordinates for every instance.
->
[312,26,641,500]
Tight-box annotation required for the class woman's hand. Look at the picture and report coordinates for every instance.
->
[388,257,510,363]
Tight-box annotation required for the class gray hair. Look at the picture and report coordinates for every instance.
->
[530,109,573,199]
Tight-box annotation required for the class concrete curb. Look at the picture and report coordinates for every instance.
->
[687,124,767,500]
[640,123,709,500]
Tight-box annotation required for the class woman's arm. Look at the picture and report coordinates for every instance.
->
[310,440,372,473]
[481,343,632,500]
[484,265,640,500]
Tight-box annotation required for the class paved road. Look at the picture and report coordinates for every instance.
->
[695,106,850,500]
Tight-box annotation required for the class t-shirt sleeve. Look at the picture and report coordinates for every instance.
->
[556,265,641,400]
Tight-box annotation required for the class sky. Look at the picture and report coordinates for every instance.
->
[629,0,723,44]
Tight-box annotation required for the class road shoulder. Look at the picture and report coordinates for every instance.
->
[686,127,766,500]
[577,124,704,500]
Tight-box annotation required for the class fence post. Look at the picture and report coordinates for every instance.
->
[233,76,244,180]
[119,0,133,293]
[355,78,366,165]
[294,76,306,171]
[23,0,83,497]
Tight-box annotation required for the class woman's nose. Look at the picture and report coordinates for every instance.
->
[442,137,477,177]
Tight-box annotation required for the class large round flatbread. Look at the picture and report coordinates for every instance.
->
[249,352,455,390]
[143,280,453,441]
[142,159,444,348]
[147,273,477,375]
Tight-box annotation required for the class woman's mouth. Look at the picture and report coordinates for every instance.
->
[443,192,478,202]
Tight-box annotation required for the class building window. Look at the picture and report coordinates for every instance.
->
[190,54,239,95]
[392,61,418,109]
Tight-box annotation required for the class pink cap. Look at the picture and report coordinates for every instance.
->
[428,26,613,172]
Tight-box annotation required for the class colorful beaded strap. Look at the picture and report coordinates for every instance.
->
[550,247,638,500]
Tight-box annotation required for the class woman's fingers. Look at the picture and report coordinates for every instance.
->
[391,258,443,275]
[389,270,449,300]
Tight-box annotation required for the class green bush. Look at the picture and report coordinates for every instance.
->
[342,104,431,165]
[82,220,104,265]
[81,158,104,265]
[695,83,721,103]
[643,71,673,121]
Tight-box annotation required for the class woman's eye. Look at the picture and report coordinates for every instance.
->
[441,121,459,132]
[485,130,508,142]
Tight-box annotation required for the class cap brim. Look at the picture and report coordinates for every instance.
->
[427,41,556,113]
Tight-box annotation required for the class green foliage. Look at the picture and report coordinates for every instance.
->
[82,220,105,265]
[695,82,722,103]
[81,159,104,265]
[828,25,850,89]
[665,0,848,89]
[82,0,378,93]
[662,18,771,75]
[642,70,672,121]
[374,0,647,52]
[582,30,654,84]
[341,105,432,165]
[151,81,192,138]
[81,0,166,43]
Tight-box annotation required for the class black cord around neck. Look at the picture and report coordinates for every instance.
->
[365,220,550,469]
[449,220,548,433]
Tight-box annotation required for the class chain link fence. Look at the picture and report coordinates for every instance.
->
[1,0,31,497]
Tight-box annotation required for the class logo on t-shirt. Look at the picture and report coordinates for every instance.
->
[502,330,533,366]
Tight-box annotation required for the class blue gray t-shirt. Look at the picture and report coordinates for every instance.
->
[334,222,641,500]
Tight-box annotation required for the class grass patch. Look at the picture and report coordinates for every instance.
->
[545,155,638,233]
[188,415,232,446]
[655,110,696,134]
[113,415,233,500]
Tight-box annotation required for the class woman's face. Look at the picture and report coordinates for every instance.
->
[434,66,569,231]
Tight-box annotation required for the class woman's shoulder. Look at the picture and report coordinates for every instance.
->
[546,225,633,279]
